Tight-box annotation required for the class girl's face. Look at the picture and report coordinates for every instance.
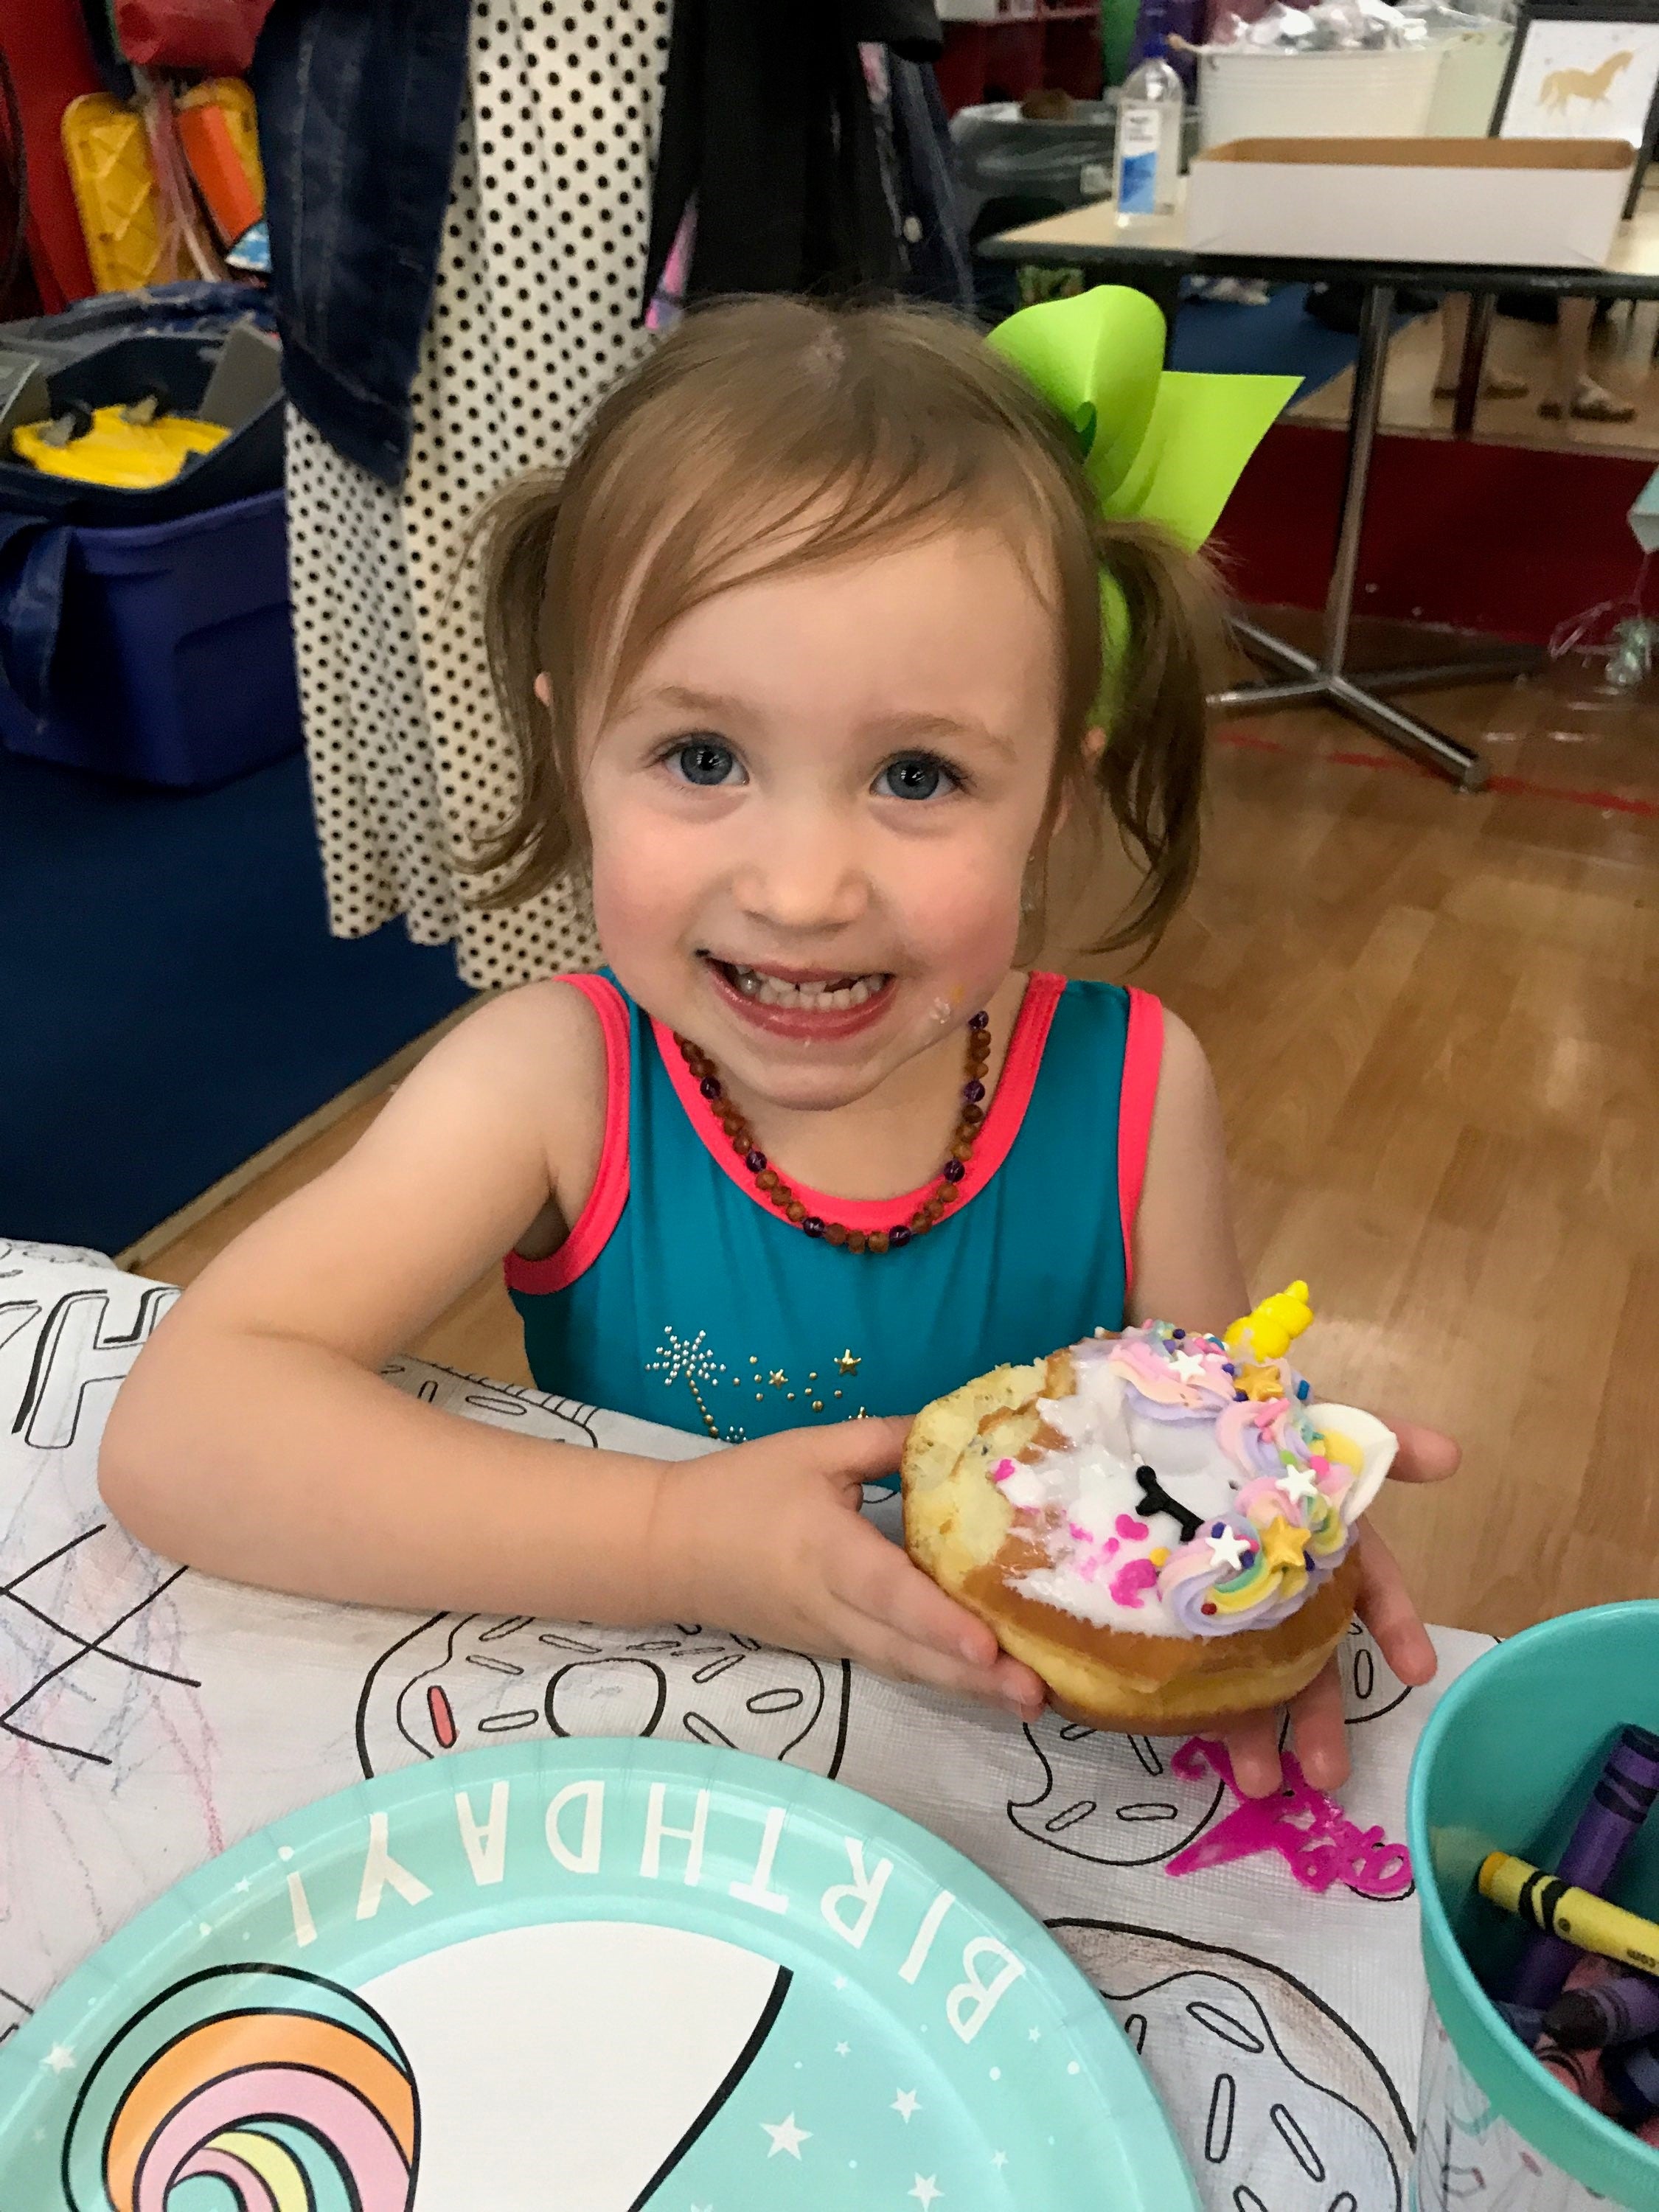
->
[579,526,1062,1110]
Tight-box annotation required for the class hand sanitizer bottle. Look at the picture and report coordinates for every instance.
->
[1113,41,1183,225]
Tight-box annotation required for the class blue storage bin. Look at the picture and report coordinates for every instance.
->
[0,489,302,790]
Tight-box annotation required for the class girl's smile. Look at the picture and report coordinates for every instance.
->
[698,956,897,1042]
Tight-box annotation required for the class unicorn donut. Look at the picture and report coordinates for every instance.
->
[901,1286,1397,1731]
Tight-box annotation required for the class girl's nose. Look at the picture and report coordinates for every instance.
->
[730,807,870,933]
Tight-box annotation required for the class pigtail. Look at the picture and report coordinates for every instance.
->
[460,468,582,909]
[1085,518,1228,954]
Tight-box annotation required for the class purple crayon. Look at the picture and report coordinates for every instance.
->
[1510,1725,1659,2011]
[1545,1973,1659,2051]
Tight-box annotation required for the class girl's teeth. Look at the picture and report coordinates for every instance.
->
[726,964,883,1011]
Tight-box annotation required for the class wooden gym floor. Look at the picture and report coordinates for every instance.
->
[138,621,1659,1643]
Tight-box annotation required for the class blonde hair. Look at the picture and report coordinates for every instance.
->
[475,296,1224,950]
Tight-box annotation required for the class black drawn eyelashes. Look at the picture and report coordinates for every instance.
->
[1133,1464,1205,1544]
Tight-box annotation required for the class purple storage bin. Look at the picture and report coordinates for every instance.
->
[0,489,302,790]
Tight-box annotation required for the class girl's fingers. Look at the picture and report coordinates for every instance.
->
[823,1520,1046,1715]
[1355,1523,1439,1686]
[826,1512,1000,1665]
[813,1415,914,1496]
[1287,1658,1350,1791]
[1220,1708,1285,1798]
[833,1604,1042,1714]
[1379,1416,1460,1486]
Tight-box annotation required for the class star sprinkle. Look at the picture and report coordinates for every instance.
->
[1259,1516,1312,1572]
[1169,1349,1208,1384]
[43,2045,74,2073]
[835,1349,861,1374]
[992,2151,1009,2168]
[1206,1526,1251,1575]
[892,2089,921,2121]
[762,2115,810,2160]
[1276,1466,1321,1506]
[835,2042,850,2056]
[910,2180,943,2208]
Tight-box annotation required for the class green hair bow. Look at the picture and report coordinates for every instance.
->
[987,286,1300,680]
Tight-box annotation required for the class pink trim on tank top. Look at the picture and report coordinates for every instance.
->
[503,975,632,1295]
[1116,986,1164,1299]
[652,973,1066,1232]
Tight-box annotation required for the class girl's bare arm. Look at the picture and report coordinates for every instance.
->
[97,984,681,1619]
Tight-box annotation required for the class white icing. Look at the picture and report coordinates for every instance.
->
[1000,1343,1395,1638]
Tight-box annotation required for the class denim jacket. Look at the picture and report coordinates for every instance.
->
[251,0,470,487]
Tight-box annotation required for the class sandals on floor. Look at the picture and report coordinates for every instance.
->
[1433,369,1531,400]
[1540,377,1638,423]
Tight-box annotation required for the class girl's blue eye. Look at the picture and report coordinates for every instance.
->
[876,752,957,802]
[669,738,742,787]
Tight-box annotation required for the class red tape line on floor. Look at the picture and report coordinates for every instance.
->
[1214,726,1659,820]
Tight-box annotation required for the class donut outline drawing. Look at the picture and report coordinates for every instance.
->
[1006,1718,1228,1868]
[355,1615,852,1779]
[1053,1919,1410,2212]
[1340,1620,1413,1728]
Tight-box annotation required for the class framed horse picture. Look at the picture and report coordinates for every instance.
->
[1492,0,1659,215]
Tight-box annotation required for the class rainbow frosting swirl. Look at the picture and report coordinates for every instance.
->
[1005,1290,1394,1640]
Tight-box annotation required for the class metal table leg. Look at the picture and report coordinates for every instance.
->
[1453,290,1495,439]
[1214,283,1512,793]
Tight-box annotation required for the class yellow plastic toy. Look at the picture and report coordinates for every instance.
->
[1223,1279,1315,1366]
[13,401,228,491]
[60,94,178,293]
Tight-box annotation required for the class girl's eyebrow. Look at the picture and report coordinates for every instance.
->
[866,709,1018,762]
[619,682,749,721]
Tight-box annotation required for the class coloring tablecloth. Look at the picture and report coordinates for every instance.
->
[0,1239,1494,2211]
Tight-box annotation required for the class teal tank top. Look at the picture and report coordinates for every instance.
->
[507,971,1164,1445]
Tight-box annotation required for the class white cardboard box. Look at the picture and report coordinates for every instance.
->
[1185,136,1633,267]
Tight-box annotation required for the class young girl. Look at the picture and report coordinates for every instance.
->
[101,292,1453,1798]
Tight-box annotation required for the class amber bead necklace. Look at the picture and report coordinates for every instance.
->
[672,1011,990,1255]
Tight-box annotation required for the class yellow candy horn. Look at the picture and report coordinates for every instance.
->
[1223,1280,1314,1365]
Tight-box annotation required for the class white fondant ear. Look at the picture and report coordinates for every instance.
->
[1303,1403,1397,1520]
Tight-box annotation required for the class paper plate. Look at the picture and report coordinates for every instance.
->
[0,1739,1198,2211]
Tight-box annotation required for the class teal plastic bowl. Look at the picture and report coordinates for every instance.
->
[1407,1602,1659,2208]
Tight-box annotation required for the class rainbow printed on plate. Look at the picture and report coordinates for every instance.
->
[994,1284,1396,1640]
[63,1966,417,2212]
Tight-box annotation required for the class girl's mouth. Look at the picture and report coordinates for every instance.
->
[700,955,897,1039]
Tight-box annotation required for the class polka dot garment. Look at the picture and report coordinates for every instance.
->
[285,0,671,989]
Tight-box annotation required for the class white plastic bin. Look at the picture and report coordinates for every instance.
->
[1197,44,1444,149]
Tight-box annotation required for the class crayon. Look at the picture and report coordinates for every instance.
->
[1537,2034,1610,2110]
[1604,2034,1659,2123]
[1545,1972,1659,2051]
[1510,1725,1659,2009]
[1479,1851,1659,1976]
[1496,2000,1546,2045]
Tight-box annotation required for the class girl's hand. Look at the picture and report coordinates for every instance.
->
[1220,1417,1461,1798]
[650,1417,1047,1720]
